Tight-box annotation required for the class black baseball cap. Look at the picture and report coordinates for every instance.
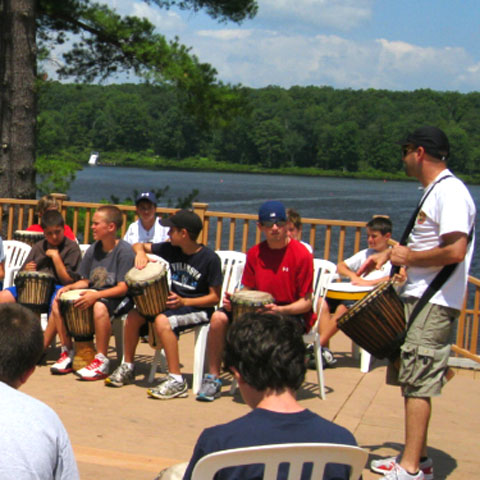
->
[398,126,449,161]
[160,209,203,236]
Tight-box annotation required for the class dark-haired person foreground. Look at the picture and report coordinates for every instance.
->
[0,304,79,479]
[184,312,357,480]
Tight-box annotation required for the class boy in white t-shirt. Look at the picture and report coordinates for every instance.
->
[316,216,393,367]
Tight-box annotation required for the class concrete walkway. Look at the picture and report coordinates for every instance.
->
[23,331,479,479]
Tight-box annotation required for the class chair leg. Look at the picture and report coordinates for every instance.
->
[192,325,209,394]
[360,349,371,373]
[111,314,126,362]
[148,349,167,383]
[314,336,326,400]
[230,378,238,395]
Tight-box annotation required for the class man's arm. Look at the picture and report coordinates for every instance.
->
[267,294,312,316]
[132,242,153,268]
[391,231,468,267]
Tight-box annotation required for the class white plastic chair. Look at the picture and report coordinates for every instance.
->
[3,240,31,289]
[191,442,368,480]
[215,250,246,308]
[78,243,90,257]
[304,259,337,400]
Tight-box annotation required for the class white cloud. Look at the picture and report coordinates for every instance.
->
[187,29,480,92]
[256,0,374,31]
[131,3,185,33]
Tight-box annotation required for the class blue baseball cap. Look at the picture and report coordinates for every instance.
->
[135,192,157,205]
[258,201,287,223]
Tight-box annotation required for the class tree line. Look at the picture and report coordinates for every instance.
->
[37,82,480,182]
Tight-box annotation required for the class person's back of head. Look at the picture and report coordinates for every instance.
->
[97,205,123,231]
[40,209,65,230]
[224,312,306,392]
[36,195,60,217]
[0,304,43,387]
[366,216,392,236]
[286,208,302,230]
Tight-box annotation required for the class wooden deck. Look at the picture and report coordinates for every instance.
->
[23,331,479,479]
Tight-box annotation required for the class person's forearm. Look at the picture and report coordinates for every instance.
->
[276,297,312,316]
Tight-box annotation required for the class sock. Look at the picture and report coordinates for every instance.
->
[169,373,183,383]
[123,362,134,370]
[96,353,109,363]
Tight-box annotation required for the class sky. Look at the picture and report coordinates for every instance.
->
[57,0,480,92]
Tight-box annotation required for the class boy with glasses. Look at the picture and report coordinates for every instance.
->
[196,200,314,402]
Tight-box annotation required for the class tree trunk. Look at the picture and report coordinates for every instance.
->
[0,0,36,199]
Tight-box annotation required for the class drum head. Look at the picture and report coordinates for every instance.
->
[125,262,166,284]
[60,289,96,301]
[16,271,54,280]
[231,290,274,305]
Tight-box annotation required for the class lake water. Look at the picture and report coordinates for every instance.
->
[67,166,479,277]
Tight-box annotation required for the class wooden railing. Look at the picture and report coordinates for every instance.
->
[0,196,478,362]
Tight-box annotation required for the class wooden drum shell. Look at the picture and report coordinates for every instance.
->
[231,290,275,322]
[15,271,55,313]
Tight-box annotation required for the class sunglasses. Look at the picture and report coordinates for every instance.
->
[261,220,287,228]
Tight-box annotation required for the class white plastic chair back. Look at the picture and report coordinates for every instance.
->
[78,244,90,257]
[215,250,246,308]
[312,259,337,314]
[191,442,368,480]
[3,241,32,289]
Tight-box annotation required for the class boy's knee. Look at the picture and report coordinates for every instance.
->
[211,311,228,328]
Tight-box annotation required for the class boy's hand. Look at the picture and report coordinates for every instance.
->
[74,290,99,310]
[24,261,37,271]
[166,292,184,310]
[45,248,60,260]
[222,292,232,312]
[135,252,149,270]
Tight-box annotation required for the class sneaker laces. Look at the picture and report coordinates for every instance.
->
[86,357,103,371]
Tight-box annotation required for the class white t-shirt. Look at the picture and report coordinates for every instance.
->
[344,248,392,281]
[0,382,79,479]
[402,169,476,310]
[123,217,169,245]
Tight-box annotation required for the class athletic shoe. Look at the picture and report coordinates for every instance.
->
[322,346,337,368]
[50,350,73,375]
[105,363,135,387]
[147,376,188,400]
[379,464,424,479]
[76,354,109,381]
[196,374,222,402]
[371,456,433,480]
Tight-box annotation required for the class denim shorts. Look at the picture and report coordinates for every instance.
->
[386,296,459,398]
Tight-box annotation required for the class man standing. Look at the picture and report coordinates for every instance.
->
[361,127,475,480]
[0,303,79,479]
[196,200,314,402]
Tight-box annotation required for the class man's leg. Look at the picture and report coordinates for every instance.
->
[154,313,180,374]
[399,396,431,474]
[206,310,229,377]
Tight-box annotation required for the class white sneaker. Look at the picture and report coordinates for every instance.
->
[371,456,433,480]
[76,354,110,381]
[50,350,74,375]
[380,464,424,480]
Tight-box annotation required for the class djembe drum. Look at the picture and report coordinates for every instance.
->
[125,262,170,349]
[337,279,406,362]
[230,290,275,322]
[13,230,44,246]
[125,262,170,317]
[59,289,96,371]
[15,271,55,313]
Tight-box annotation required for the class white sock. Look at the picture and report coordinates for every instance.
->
[169,373,183,383]
[123,362,134,370]
[96,353,109,363]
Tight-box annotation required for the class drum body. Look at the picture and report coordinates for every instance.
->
[59,289,96,371]
[231,290,274,322]
[14,230,44,246]
[337,280,405,361]
[15,271,55,313]
[125,262,169,317]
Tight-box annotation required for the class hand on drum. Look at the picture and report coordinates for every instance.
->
[135,252,150,270]
[74,290,100,310]
[166,292,185,310]
[222,292,233,312]
[24,261,37,271]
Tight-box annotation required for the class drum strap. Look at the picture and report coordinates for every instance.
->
[393,174,475,329]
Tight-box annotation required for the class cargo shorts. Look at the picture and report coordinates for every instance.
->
[386,296,459,398]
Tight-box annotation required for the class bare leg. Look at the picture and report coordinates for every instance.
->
[399,396,431,473]
[0,290,15,303]
[93,302,111,357]
[43,315,57,349]
[154,314,180,374]
[123,309,145,364]
[318,299,347,346]
[207,310,229,377]
[50,296,73,350]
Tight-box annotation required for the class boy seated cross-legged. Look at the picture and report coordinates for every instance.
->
[0,210,82,350]
[105,209,223,400]
[50,205,135,379]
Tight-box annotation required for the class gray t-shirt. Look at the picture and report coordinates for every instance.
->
[0,381,79,479]
[79,239,134,290]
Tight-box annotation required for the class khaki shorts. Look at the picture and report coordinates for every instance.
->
[386,296,459,398]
